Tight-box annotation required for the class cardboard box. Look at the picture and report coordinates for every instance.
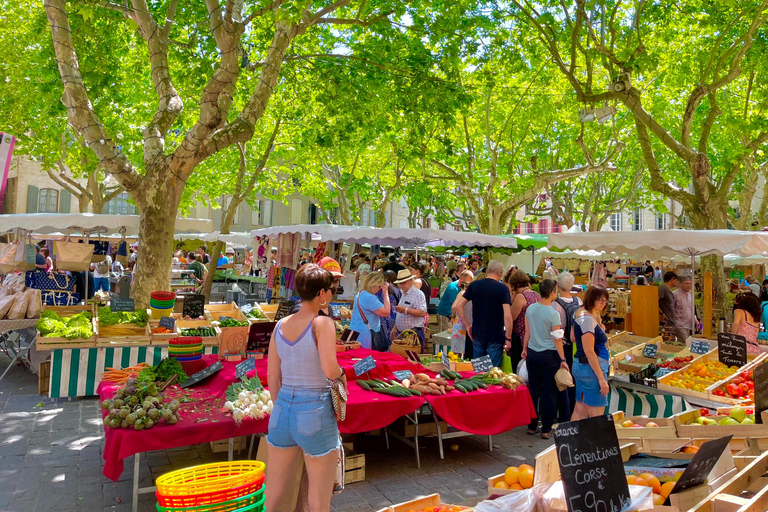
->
[344,452,365,484]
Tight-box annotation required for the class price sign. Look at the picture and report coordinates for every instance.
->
[690,340,711,355]
[393,370,413,381]
[405,350,422,363]
[240,303,253,314]
[247,321,276,353]
[654,368,675,379]
[159,316,176,330]
[219,315,233,322]
[354,356,376,377]
[182,294,205,319]
[236,357,256,379]
[180,361,223,388]
[111,298,135,312]
[274,300,296,321]
[718,333,748,367]
[471,355,493,373]
[666,436,732,504]
[442,353,451,368]
[554,415,631,512]
[753,362,768,424]
[642,344,658,358]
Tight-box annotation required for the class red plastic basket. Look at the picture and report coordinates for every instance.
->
[151,291,177,301]
[156,475,264,507]
[169,337,204,346]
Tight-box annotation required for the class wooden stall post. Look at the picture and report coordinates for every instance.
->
[704,271,713,338]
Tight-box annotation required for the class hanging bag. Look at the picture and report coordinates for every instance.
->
[89,232,109,262]
[0,239,36,274]
[116,229,130,265]
[54,233,94,272]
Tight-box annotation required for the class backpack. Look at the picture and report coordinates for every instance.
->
[96,258,110,275]
[555,297,582,344]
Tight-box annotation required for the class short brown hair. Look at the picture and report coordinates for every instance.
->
[584,284,609,311]
[507,270,530,291]
[195,254,203,262]
[295,263,333,301]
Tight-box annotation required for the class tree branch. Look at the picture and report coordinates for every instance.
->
[244,0,285,24]
[161,0,179,39]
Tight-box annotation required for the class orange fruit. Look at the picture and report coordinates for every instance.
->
[494,481,509,489]
[653,494,666,505]
[630,476,649,487]
[519,467,534,489]
[504,467,520,486]
[682,446,700,454]
[660,481,676,498]
[518,463,534,472]
[510,484,524,490]
[638,473,661,494]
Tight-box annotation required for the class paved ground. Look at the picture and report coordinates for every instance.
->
[0,352,552,512]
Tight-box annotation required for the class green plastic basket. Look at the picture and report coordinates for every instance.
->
[155,487,264,512]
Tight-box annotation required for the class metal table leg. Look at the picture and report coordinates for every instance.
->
[385,410,421,469]
[228,437,234,461]
[132,452,157,512]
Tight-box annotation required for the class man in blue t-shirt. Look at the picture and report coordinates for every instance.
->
[436,270,473,332]
[453,260,513,367]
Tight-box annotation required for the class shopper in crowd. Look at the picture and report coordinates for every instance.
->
[761,279,768,302]
[571,285,611,421]
[455,261,467,280]
[382,255,405,273]
[34,245,46,270]
[509,270,541,373]
[551,272,582,420]
[391,269,428,348]
[452,276,475,359]
[437,270,473,332]
[469,259,480,277]
[377,271,401,339]
[435,257,445,279]
[658,271,679,328]
[673,276,696,342]
[111,252,124,275]
[357,256,372,286]
[643,260,654,281]
[732,293,762,354]
[635,275,649,285]
[41,248,53,272]
[188,253,207,285]
[94,253,112,292]
[743,276,761,296]
[454,261,512,367]
[410,262,432,307]
[523,279,567,439]
[654,266,663,282]
[446,268,458,282]
[349,272,391,351]
[265,264,344,512]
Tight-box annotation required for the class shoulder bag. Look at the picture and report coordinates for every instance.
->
[355,292,389,352]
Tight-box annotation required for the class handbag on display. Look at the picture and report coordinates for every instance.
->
[27,271,79,306]
[54,236,93,271]
[116,239,130,265]
[41,291,81,306]
[89,235,110,263]
[0,240,36,274]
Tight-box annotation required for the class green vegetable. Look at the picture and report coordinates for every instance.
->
[226,377,263,402]
[218,318,249,327]
[243,309,266,319]
[153,358,187,383]
[98,307,149,327]
[36,311,94,339]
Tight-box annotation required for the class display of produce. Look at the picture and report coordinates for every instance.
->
[181,327,217,337]
[101,379,181,430]
[493,464,534,490]
[711,370,755,401]
[36,309,94,339]
[101,363,152,385]
[224,377,273,423]
[682,406,755,426]
[151,326,174,334]
[135,357,188,384]
[357,378,427,396]
[658,355,694,370]
[243,308,267,320]
[213,318,249,328]
[98,306,149,327]
[662,360,740,391]
[625,473,674,505]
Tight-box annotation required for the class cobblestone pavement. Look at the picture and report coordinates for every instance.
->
[0,354,551,512]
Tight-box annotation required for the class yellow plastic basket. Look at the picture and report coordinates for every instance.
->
[156,461,265,496]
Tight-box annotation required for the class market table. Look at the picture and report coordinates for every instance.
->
[338,381,424,434]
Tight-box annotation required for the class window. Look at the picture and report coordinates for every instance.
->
[513,224,520,234]
[656,213,668,230]
[526,222,534,233]
[454,221,461,232]
[106,192,137,215]
[290,199,303,224]
[552,224,561,233]
[38,189,58,213]
[610,213,623,231]
[632,208,643,231]
[424,217,432,229]
[251,200,272,226]
[537,219,547,234]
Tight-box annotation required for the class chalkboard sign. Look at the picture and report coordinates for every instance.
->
[111,298,135,312]
[118,276,131,300]
[405,350,421,363]
[554,415,631,512]
[180,361,223,388]
[393,370,413,381]
[471,355,493,373]
[247,321,276,353]
[626,266,642,276]
[718,333,748,367]
[159,316,176,330]
[236,358,256,379]
[753,361,768,424]
[183,294,205,319]
[274,300,296,321]
[219,315,233,322]
[642,344,658,358]
[654,368,675,379]
[666,435,732,504]
[354,356,376,377]
[690,340,711,355]
[442,353,451,368]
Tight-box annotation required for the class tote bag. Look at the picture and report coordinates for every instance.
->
[54,236,93,271]
[116,239,130,265]
[0,241,36,274]
[89,235,109,263]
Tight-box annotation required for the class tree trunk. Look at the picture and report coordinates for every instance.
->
[700,253,727,335]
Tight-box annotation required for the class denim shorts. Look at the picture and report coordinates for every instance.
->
[266,385,340,457]
[573,357,610,408]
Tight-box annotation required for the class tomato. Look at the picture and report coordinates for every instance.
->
[748,381,755,390]
[700,408,710,416]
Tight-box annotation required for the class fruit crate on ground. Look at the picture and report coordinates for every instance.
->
[388,493,465,512]
[672,407,768,437]
[612,412,677,439]
[656,349,759,400]
[36,304,98,350]
[688,449,768,512]
[344,451,365,485]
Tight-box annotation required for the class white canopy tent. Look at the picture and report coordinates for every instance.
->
[249,224,369,240]
[320,227,519,250]
[549,229,768,334]
[0,213,212,236]
[174,231,253,245]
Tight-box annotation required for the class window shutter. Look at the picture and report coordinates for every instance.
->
[59,189,71,213]
[26,185,38,213]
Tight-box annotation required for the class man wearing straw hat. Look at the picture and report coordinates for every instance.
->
[391,269,428,349]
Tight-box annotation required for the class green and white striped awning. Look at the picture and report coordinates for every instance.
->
[50,346,219,398]
[607,384,692,418]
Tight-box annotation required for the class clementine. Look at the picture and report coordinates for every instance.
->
[660,481,676,498]
[504,466,520,486]
[653,494,666,506]
[638,473,661,494]
[518,467,534,489]
[494,481,509,489]
[518,463,534,472]
[510,484,524,490]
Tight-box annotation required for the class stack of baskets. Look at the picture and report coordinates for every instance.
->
[156,461,266,512]
[168,337,205,374]
[151,291,177,319]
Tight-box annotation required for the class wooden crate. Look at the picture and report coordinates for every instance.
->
[258,303,279,322]
[148,319,179,345]
[38,360,50,395]
[209,436,248,453]
[344,452,365,484]
[656,349,757,401]
[388,493,464,512]
[487,474,522,496]
[336,342,361,352]
[613,412,677,439]
[449,361,473,372]
[689,450,768,512]
[244,304,271,324]
[672,409,768,438]
[176,319,221,346]
[96,315,151,346]
[36,305,98,350]
[706,353,767,404]
[205,302,248,323]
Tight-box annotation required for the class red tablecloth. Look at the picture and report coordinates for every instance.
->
[99,355,268,481]
[338,381,424,434]
[336,348,424,380]
[424,384,535,435]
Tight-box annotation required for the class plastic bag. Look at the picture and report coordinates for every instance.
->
[7,290,30,319]
[26,289,42,319]
[517,359,529,384]
[474,487,539,512]
[555,368,574,391]
[539,481,655,512]
[0,294,16,319]
[501,352,513,374]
